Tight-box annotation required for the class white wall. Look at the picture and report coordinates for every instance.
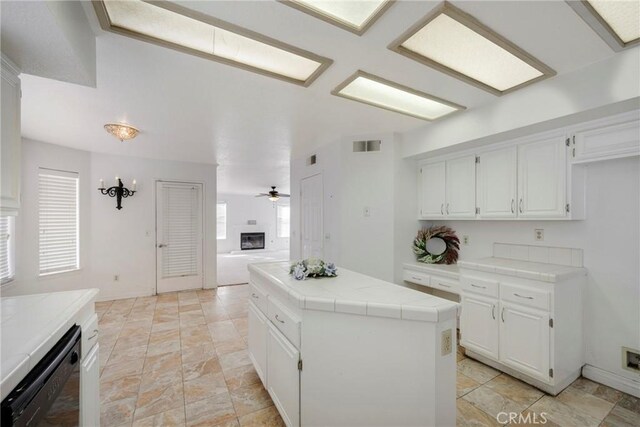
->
[216,193,289,254]
[6,139,217,301]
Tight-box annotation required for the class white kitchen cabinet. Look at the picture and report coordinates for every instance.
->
[445,155,476,218]
[499,303,550,382]
[478,147,517,218]
[80,343,100,427]
[267,323,300,427]
[517,136,567,218]
[571,115,640,163]
[248,302,268,385]
[419,161,445,218]
[0,54,21,215]
[460,294,499,360]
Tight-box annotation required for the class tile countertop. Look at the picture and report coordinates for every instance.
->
[402,262,460,280]
[249,262,459,323]
[458,257,587,283]
[0,289,99,401]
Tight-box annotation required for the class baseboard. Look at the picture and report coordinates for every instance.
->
[582,365,640,398]
[96,289,152,302]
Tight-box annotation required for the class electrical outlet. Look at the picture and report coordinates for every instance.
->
[114,275,119,282]
[535,229,544,241]
[462,235,470,245]
[441,329,453,356]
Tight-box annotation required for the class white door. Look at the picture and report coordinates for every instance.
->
[499,303,550,382]
[156,181,203,293]
[267,324,300,427]
[248,303,269,386]
[517,136,567,218]
[419,161,446,218]
[80,344,100,427]
[478,147,517,218]
[300,174,323,259]
[445,156,476,218]
[460,294,499,360]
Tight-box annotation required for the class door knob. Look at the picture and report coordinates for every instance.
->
[157,243,167,248]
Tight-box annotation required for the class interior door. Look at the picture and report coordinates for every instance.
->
[460,294,499,360]
[156,181,203,293]
[300,174,323,259]
[445,155,476,218]
[419,161,445,218]
[478,147,517,218]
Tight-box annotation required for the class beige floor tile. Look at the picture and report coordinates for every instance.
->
[185,393,237,427]
[456,398,501,427]
[507,409,561,427]
[107,344,148,367]
[215,339,247,356]
[223,364,262,391]
[528,395,601,427]
[134,380,184,420]
[143,350,182,374]
[183,356,223,381]
[132,406,186,427]
[593,384,625,404]
[219,350,252,371]
[182,342,217,364]
[181,325,214,349]
[101,397,137,427]
[457,358,501,384]
[557,385,615,421]
[569,377,600,394]
[601,405,640,427]
[148,328,180,346]
[238,405,284,427]
[100,373,142,404]
[179,304,202,313]
[151,320,180,333]
[147,340,182,357]
[463,386,527,419]
[209,320,243,342]
[184,372,229,404]
[229,382,274,417]
[618,394,640,415]
[457,372,481,398]
[153,312,180,324]
[484,374,543,406]
[101,358,145,382]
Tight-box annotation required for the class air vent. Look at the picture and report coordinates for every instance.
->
[307,154,317,165]
[247,220,257,225]
[353,140,382,152]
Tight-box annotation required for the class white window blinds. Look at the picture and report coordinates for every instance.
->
[0,216,14,284]
[39,169,79,275]
[277,205,290,238]
[162,185,200,278]
[217,202,227,240]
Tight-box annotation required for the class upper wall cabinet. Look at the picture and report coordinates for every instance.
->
[419,155,476,220]
[478,147,517,219]
[1,54,21,216]
[571,115,640,164]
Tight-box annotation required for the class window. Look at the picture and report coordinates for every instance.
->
[39,169,79,275]
[277,205,290,238]
[0,216,15,284]
[217,202,227,240]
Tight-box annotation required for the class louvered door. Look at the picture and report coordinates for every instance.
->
[156,181,203,293]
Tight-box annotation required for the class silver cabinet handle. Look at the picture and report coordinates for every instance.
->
[471,284,486,289]
[440,204,444,215]
[519,198,523,213]
[251,293,259,299]
[446,203,450,215]
[275,314,285,324]
[491,305,495,320]
[438,282,451,288]
[88,329,98,340]
[514,293,534,300]
[511,199,515,214]
[411,276,422,281]
[501,307,505,322]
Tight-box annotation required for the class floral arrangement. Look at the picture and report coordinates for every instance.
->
[413,226,460,264]
[289,258,337,281]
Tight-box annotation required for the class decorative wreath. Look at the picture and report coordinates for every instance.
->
[413,226,460,264]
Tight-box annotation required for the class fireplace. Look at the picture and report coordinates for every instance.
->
[241,232,265,250]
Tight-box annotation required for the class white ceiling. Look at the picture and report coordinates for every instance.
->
[11,1,616,194]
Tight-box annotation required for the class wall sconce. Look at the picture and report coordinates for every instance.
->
[99,177,136,210]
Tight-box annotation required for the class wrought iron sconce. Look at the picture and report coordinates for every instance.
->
[98,177,136,210]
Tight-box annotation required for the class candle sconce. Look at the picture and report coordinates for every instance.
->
[98,177,136,210]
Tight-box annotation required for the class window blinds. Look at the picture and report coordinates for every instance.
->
[217,203,227,240]
[0,216,13,283]
[39,169,79,275]
[277,205,290,238]
[162,185,200,278]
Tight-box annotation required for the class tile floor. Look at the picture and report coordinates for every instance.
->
[97,284,640,427]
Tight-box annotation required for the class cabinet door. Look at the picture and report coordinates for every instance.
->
[499,303,550,382]
[478,148,517,218]
[517,136,567,218]
[573,119,640,163]
[460,294,499,360]
[80,343,100,427]
[445,155,477,218]
[248,303,269,386]
[1,57,21,213]
[267,324,300,427]
[419,161,445,218]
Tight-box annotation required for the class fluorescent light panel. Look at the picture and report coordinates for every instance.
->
[95,0,332,86]
[281,0,394,34]
[332,71,464,121]
[389,2,555,95]
[587,0,640,43]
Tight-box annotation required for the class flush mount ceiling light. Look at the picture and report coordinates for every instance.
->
[279,0,395,35]
[331,70,465,121]
[566,0,640,51]
[93,0,333,86]
[388,2,556,96]
[104,123,139,142]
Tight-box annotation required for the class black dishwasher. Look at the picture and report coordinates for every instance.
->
[1,325,81,427]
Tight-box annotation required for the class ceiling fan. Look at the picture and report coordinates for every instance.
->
[256,186,290,202]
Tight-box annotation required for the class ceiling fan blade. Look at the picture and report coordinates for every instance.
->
[279,194,290,197]
[255,194,269,197]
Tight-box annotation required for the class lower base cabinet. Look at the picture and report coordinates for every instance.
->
[248,304,268,384]
[267,324,300,427]
[460,294,499,360]
[80,343,100,427]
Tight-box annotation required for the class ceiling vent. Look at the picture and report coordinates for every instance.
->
[353,140,382,152]
[307,154,317,165]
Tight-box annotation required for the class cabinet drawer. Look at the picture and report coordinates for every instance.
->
[501,284,550,311]
[430,275,460,294]
[402,270,430,287]
[249,282,268,316]
[267,297,301,349]
[461,276,499,298]
[81,313,99,359]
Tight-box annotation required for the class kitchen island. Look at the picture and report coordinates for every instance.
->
[247,261,459,427]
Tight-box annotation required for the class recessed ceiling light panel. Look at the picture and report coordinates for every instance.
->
[567,0,640,51]
[280,0,394,35]
[388,2,556,96]
[332,71,465,121]
[94,0,333,86]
